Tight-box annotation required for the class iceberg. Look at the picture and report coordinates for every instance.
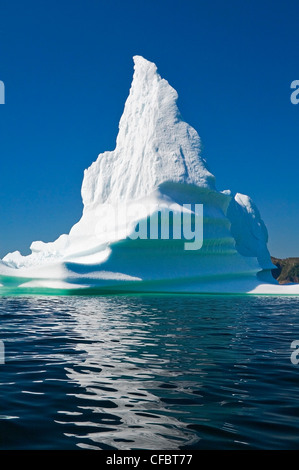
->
[1,55,298,294]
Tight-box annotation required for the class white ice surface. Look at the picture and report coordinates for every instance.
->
[0,56,297,294]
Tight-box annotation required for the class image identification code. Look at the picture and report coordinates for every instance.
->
[106,454,193,466]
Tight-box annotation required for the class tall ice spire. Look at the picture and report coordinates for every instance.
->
[81,55,215,207]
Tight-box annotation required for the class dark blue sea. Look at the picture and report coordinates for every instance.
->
[0,294,299,450]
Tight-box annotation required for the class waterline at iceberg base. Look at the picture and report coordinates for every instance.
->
[1,56,298,295]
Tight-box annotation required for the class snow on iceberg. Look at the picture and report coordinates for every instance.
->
[0,55,298,294]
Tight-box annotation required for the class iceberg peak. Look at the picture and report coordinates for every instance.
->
[81,55,215,208]
[132,55,158,77]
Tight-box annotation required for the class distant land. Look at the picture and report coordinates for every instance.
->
[271,257,299,284]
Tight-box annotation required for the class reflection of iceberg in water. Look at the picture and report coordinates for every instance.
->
[55,297,200,449]
[2,295,296,449]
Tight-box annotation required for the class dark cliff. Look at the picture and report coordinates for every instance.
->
[271,257,299,284]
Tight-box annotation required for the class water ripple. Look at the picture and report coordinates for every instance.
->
[0,295,299,449]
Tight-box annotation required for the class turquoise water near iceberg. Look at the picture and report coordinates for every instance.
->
[0,294,299,450]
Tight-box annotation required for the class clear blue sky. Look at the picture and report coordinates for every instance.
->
[0,0,298,258]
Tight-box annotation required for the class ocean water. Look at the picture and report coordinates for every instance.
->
[0,294,299,450]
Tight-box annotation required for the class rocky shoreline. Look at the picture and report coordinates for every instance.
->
[271,257,299,284]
